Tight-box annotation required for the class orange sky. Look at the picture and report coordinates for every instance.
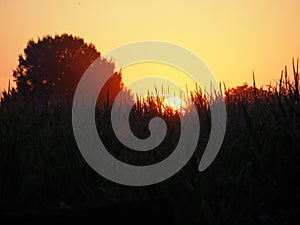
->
[1,0,300,94]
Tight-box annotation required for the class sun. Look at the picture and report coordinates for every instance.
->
[161,96,187,114]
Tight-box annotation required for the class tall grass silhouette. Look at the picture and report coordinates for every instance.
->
[0,59,299,224]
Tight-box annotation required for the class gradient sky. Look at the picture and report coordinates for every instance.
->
[1,0,300,94]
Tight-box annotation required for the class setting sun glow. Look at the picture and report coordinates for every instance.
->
[1,0,300,91]
[163,96,186,110]
[161,95,188,115]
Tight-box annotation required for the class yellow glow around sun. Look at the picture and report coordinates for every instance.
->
[160,95,188,115]
[163,96,186,110]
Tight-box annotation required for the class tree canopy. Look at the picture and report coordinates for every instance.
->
[13,34,123,104]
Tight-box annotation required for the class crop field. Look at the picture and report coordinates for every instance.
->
[0,61,299,224]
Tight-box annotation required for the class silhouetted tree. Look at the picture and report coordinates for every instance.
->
[13,34,123,104]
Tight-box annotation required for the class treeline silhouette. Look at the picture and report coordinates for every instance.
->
[0,34,299,224]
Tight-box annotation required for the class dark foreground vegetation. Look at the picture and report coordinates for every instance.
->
[0,35,299,224]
